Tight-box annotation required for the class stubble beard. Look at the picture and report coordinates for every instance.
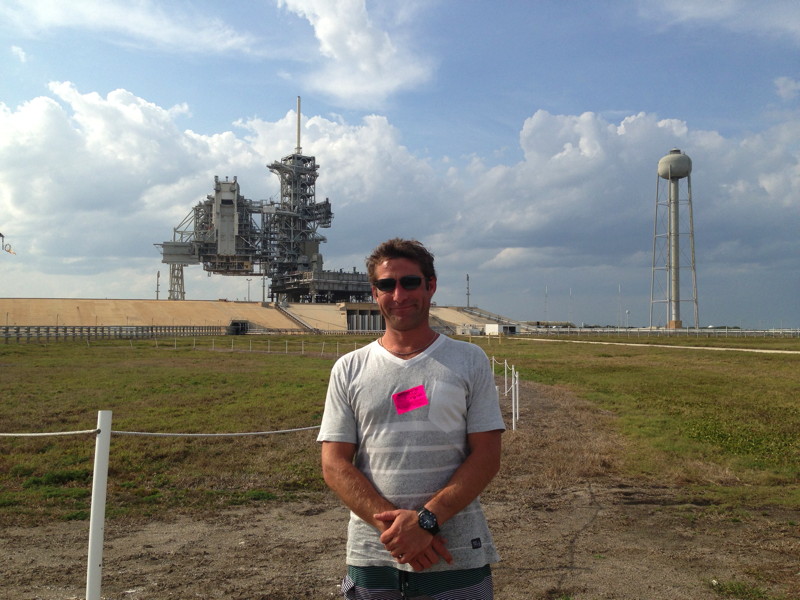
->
[381,301,431,333]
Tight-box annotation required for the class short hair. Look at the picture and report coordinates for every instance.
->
[366,238,436,283]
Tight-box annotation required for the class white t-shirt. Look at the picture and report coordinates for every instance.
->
[318,335,506,571]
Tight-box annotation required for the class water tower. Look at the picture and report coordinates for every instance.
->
[649,148,699,329]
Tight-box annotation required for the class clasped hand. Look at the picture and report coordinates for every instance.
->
[374,509,453,572]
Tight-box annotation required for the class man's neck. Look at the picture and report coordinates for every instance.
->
[380,327,438,358]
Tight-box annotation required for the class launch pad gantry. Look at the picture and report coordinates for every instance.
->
[157,98,371,304]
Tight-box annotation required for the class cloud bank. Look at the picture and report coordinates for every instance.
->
[1,83,797,326]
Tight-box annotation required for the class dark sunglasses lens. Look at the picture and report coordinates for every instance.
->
[375,278,396,292]
[399,276,422,290]
[374,276,423,292]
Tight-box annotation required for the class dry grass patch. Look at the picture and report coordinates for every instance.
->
[488,381,624,502]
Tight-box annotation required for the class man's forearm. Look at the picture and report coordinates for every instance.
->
[424,430,502,525]
[321,442,395,530]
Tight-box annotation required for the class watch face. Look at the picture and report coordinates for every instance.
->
[419,509,437,529]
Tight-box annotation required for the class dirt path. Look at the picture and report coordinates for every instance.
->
[2,381,797,599]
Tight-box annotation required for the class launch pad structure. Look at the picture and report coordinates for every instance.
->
[157,98,371,304]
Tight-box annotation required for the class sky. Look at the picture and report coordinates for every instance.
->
[0,0,798,329]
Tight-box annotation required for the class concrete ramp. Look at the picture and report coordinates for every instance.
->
[0,298,299,330]
[283,303,348,331]
[431,307,494,327]
[0,299,517,334]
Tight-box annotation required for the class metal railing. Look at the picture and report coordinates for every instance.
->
[1,412,320,600]
[514,327,800,339]
[1,324,226,343]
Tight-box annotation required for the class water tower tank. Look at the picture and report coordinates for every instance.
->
[658,148,692,180]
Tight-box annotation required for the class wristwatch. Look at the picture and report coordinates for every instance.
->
[417,507,440,536]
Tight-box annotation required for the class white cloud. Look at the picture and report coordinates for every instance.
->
[0,0,261,55]
[276,0,434,107]
[0,82,264,270]
[10,45,27,62]
[1,1,434,107]
[775,76,800,101]
[637,0,800,43]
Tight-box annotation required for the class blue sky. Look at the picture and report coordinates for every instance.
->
[0,0,798,328]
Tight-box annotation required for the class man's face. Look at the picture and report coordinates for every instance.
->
[372,257,436,333]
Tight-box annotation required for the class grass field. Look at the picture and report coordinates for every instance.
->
[1,334,798,525]
[478,334,800,507]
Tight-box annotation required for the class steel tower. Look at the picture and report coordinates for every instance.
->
[156,98,371,303]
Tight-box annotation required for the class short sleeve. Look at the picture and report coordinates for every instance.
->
[317,354,359,444]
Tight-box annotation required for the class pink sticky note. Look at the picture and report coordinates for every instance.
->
[392,385,429,415]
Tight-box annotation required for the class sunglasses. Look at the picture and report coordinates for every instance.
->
[373,275,424,293]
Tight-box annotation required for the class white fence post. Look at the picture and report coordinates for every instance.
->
[511,365,516,430]
[86,410,112,600]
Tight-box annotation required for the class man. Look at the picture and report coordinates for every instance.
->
[318,238,505,599]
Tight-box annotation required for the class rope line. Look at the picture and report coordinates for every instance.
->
[0,429,100,437]
[111,425,321,437]
[0,425,321,438]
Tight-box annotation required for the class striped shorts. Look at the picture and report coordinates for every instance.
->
[341,564,493,600]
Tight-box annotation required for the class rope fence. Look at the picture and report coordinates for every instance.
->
[111,425,320,437]
[1,428,100,437]
[0,414,323,600]
[492,356,520,430]
[0,425,320,439]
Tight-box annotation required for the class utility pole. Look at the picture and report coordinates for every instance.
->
[544,285,548,324]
